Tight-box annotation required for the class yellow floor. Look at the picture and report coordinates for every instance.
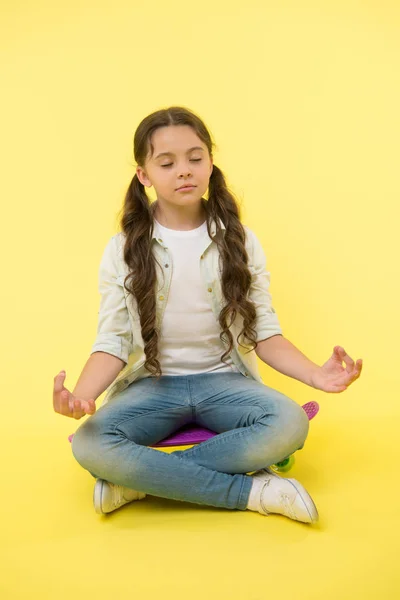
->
[2,414,399,599]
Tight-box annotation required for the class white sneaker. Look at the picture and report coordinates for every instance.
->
[93,479,146,515]
[249,468,319,524]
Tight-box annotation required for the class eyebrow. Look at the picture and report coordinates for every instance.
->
[154,147,205,160]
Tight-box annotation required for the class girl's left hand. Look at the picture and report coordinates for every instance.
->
[310,346,363,393]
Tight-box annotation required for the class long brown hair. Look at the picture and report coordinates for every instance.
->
[117,106,258,379]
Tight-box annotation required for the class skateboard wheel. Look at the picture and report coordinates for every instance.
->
[271,455,295,472]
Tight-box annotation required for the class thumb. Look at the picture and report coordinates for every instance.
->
[59,370,66,384]
[54,370,67,394]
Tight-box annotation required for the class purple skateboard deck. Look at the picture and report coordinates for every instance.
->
[151,424,216,447]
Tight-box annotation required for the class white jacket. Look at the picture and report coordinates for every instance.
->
[91,217,283,405]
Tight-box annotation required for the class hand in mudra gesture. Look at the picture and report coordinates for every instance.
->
[310,346,363,393]
[53,371,96,419]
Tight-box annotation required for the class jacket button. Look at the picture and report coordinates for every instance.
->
[200,255,204,259]
[208,288,212,292]
[244,372,248,376]
[164,264,169,268]
[124,379,129,384]
[159,295,164,300]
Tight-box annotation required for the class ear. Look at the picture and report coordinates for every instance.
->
[136,166,152,188]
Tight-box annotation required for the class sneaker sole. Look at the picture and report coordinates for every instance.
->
[93,479,106,515]
[283,477,319,523]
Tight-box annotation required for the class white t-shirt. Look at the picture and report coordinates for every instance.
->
[154,218,241,376]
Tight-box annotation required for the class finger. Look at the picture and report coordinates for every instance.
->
[83,400,96,414]
[74,400,86,419]
[337,347,355,374]
[340,367,360,385]
[72,399,84,419]
[59,390,71,415]
[330,379,348,392]
[347,359,363,379]
[334,367,359,386]
[353,360,363,380]
[54,371,66,393]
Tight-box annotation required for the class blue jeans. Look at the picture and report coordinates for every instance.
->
[71,372,310,511]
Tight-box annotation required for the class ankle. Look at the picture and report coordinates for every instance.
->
[246,477,267,512]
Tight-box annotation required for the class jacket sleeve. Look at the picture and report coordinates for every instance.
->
[245,226,283,342]
[90,235,133,364]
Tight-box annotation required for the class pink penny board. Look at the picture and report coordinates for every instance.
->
[68,401,319,447]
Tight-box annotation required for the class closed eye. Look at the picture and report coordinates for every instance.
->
[161,159,202,168]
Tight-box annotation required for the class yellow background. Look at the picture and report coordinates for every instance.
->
[1,0,399,598]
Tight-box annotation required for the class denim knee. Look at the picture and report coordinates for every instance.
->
[294,402,310,448]
[70,422,96,471]
[283,399,310,453]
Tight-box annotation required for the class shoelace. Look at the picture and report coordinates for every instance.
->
[111,483,123,508]
[259,476,298,520]
[278,492,297,520]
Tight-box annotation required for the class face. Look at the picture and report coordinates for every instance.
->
[136,125,213,206]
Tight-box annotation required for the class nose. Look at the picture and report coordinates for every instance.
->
[177,162,193,177]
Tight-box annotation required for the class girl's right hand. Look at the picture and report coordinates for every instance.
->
[53,371,96,419]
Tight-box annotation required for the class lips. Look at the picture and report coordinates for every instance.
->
[177,184,196,190]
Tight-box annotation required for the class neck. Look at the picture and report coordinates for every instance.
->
[153,199,206,231]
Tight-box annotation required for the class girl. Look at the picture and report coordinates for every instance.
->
[53,106,362,523]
